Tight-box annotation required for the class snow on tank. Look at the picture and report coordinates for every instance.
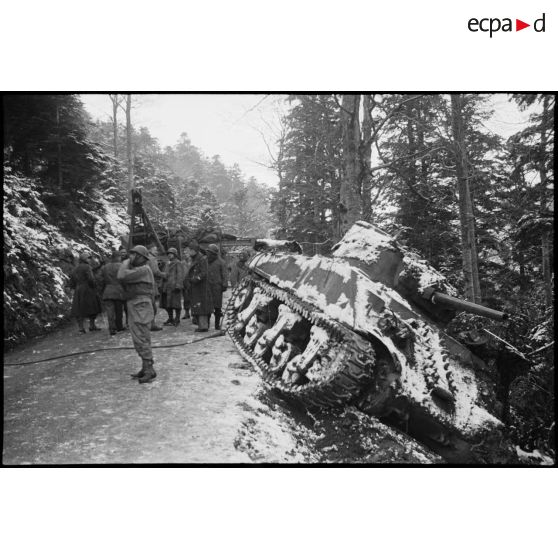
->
[225,220,514,462]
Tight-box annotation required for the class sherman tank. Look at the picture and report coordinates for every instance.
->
[225,221,515,461]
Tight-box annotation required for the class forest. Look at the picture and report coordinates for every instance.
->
[2,93,555,455]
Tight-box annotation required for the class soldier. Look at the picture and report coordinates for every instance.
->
[206,244,228,330]
[186,240,212,332]
[98,250,125,335]
[147,243,164,332]
[230,250,251,288]
[69,252,103,334]
[182,251,193,319]
[161,247,185,326]
[119,247,130,328]
[117,245,157,384]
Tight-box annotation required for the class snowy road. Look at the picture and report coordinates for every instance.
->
[3,308,440,465]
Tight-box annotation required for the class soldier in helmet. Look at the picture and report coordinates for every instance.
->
[186,239,212,332]
[117,245,157,383]
[206,243,228,330]
[161,247,185,326]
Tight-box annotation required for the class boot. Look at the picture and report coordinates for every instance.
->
[151,323,163,332]
[182,308,190,319]
[214,309,222,330]
[163,310,173,325]
[130,359,147,379]
[138,359,157,384]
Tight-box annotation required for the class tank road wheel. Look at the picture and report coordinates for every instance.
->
[226,277,377,408]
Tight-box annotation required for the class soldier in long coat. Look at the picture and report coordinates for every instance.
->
[147,243,164,331]
[186,240,212,332]
[69,252,103,333]
[161,247,185,326]
[182,253,193,319]
[98,250,125,335]
[206,244,228,330]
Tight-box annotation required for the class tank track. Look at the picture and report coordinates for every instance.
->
[225,277,376,408]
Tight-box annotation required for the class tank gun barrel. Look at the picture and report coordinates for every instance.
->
[423,288,508,321]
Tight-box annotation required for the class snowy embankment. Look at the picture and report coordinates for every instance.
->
[3,167,128,348]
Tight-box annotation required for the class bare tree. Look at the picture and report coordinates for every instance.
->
[108,94,124,158]
[125,94,134,214]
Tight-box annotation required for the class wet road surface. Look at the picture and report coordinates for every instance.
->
[3,308,440,465]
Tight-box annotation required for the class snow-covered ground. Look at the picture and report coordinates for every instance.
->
[3,298,440,464]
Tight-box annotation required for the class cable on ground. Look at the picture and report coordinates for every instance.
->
[4,331,226,366]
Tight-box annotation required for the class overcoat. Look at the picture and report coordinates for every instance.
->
[147,254,164,294]
[161,259,185,309]
[182,257,192,307]
[207,257,228,309]
[99,262,125,301]
[69,262,103,317]
[187,252,213,315]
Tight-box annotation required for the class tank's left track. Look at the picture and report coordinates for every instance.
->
[225,276,376,408]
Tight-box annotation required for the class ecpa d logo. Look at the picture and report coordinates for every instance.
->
[468,13,546,37]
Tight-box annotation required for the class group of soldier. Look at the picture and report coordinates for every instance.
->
[68,242,251,384]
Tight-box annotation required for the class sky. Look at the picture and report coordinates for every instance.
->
[81,94,534,189]
[81,94,286,187]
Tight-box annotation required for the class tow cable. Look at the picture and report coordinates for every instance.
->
[4,331,226,367]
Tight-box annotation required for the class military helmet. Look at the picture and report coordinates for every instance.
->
[130,245,149,258]
[207,244,220,255]
[167,247,178,256]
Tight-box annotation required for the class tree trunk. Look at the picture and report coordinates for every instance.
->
[416,101,432,260]
[539,95,552,308]
[126,94,134,215]
[56,99,63,191]
[109,94,119,158]
[361,95,373,222]
[450,94,482,304]
[339,94,361,237]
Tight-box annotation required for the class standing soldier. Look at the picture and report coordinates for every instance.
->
[206,244,228,330]
[117,245,157,384]
[182,251,193,320]
[99,250,125,335]
[161,247,185,326]
[186,240,212,332]
[147,243,164,332]
[230,250,251,288]
[119,247,130,329]
[69,252,103,334]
